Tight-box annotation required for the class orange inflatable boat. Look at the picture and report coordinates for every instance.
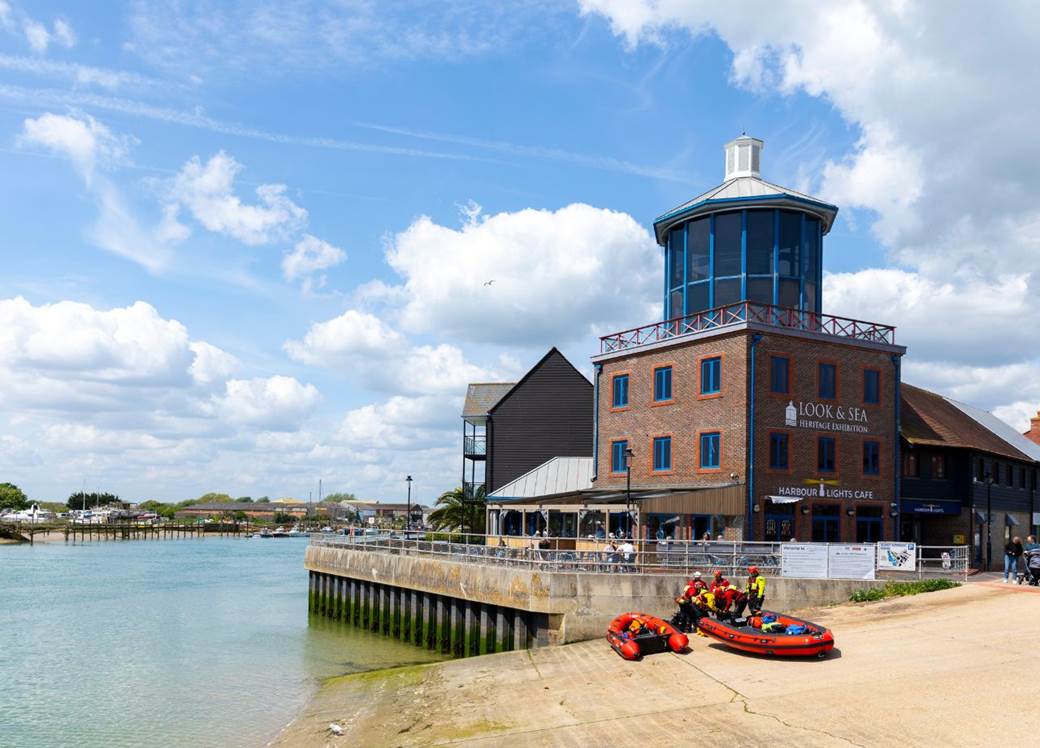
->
[697,611,835,658]
[607,612,689,660]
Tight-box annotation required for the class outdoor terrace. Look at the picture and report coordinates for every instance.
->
[598,301,897,355]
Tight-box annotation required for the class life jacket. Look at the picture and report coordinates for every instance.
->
[697,592,716,611]
[746,575,766,597]
[785,624,807,635]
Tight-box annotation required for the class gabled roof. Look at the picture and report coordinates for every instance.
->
[462,382,515,420]
[652,175,839,244]
[486,347,591,415]
[488,456,594,499]
[901,384,1035,462]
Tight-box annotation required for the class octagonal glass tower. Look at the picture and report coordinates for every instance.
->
[654,136,838,320]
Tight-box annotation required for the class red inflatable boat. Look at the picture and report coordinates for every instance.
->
[607,612,689,660]
[697,611,834,658]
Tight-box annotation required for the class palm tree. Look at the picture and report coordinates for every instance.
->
[428,485,486,534]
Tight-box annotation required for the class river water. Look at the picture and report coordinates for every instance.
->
[0,536,447,747]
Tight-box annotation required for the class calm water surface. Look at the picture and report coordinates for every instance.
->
[0,537,447,747]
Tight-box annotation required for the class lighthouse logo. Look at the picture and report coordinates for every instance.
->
[785,401,798,427]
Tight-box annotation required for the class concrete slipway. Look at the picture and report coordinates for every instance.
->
[276,582,1040,746]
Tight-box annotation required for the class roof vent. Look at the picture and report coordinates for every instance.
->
[724,135,763,180]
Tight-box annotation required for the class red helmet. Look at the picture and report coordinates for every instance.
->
[748,566,759,575]
[713,569,723,578]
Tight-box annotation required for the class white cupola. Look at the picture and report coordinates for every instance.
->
[724,134,763,180]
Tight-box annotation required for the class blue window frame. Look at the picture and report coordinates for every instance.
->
[653,436,672,472]
[863,440,880,475]
[864,369,880,404]
[769,433,789,470]
[818,363,837,399]
[611,441,628,473]
[653,366,673,402]
[818,437,836,473]
[700,356,721,395]
[612,374,629,408]
[699,432,720,469]
[770,356,789,394]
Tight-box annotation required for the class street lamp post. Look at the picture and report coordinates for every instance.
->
[625,447,634,540]
[406,475,413,533]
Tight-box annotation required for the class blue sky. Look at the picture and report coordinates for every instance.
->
[2,1,1038,503]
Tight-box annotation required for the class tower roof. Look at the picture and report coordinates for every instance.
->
[653,135,838,244]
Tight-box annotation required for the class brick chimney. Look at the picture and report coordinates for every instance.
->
[1025,410,1040,446]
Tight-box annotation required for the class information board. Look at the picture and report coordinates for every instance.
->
[876,542,916,571]
[780,544,828,579]
[828,545,876,580]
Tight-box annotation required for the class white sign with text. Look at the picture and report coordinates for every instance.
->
[781,544,829,579]
[785,400,871,434]
[876,542,916,571]
[828,544,876,580]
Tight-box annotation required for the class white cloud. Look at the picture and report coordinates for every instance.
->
[189,341,239,386]
[211,376,320,431]
[381,202,660,345]
[21,15,75,54]
[20,111,131,182]
[281,234,347,287]
[165,151,307,245]
[87,181,173,273]
[340,395,458,450]
[284,309,405,363]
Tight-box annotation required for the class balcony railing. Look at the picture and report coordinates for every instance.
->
[599,301,897,354]
[463,436,486,456]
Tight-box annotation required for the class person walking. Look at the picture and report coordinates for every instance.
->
[1004,536,1024,583]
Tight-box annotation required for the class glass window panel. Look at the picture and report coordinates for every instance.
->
[770,356,789,394]
[714,212,742,277]
[669,228,684,289]
[746,210,774,275]
[747,277,773,305]
[714,277,742,307]
[864,370,880,404]
[819,363,837,399]
[803,218,819,280]
[579,510,605,539]
[738,144,749,171]
[778,210,801,277]
[863,441,880,475]
[779,278,800,309]
[769,433,788,469]
[611,440,628,473]
[654,366,672,401]
[653,436,672,471]
[687,217,710,281]
[700,357,721,395]
[612,374,629,407]
[699,433,720,469]
[817,437,836,473]
[803,280,817,313]
[669,289,683,319]
[687,281,710,313]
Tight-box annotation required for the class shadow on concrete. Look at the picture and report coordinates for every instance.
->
[703,642,843,661]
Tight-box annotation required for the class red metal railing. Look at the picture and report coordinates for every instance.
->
[599,301,896,353]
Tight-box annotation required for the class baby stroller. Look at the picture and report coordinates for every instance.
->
[1025,549,1040,587]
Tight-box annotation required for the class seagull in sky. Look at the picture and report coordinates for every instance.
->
[483,279,495,286]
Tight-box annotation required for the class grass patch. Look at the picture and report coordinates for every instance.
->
[850,579,960,603]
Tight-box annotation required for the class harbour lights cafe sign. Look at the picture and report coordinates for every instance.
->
[785,401,870,434]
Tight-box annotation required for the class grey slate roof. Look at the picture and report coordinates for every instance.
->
[462,382,515,420]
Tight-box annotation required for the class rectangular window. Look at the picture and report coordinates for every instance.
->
[714,211,742,277]
[931,454,948,480]
[1005,464,1014,487]
[687,217,710,282]
[653,366,673,402]
[855,506,883,543]
[818,437,836,473]
[864,369,880,404]
[611,374,629,408]
[1019,466,1026,489]
[700,356,722,395]
[778,210,801,277]
[653,436,672,472]
[903,452,920,478]
[699,432,721,469]
[611,441,628,473]
[863,441,881,475]
[818,363,837,399]
[746,210,774,275]
[669,228,685,289]
[977,458,987,481]
[770,356,790,394]
[769,433,789,470]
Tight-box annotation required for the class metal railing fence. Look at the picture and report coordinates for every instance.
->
[309,532,968,581]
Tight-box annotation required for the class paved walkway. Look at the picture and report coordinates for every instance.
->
[277,583,1040,747]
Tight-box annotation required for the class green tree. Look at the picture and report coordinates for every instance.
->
[237,496,253,503]
[322,492,356,503]
[256,496,271,503]
[66,491,120,510]
[427,486,486,533]
[273,512,295,524]
[197,492,233,503]
[0,483,29,512]
[138,500,177,519]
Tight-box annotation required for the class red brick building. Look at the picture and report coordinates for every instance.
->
[591,135,905,542]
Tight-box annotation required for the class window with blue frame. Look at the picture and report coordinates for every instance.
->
[863,441,880,475]
[818,363,837,399]
[864,369,880,404]
[770,356,789,394]
[700,356,722,395]
[612,374,629,408]
[653,366,673,402]
[700,432,720,469]
[611,441,628,473]
[818,436,836,473]
[769,433,789,470]
[653,436,672,472]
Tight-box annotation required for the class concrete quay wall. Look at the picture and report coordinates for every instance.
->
[306,544,887,647]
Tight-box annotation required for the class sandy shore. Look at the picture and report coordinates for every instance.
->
[275,581,1040,746]
[0,529,66,544]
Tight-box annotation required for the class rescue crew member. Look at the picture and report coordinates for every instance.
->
[715,586,749,621]
[710,569,730,593]
[675,577,700,632]
[745,566,766,614]
[691,571,708,593]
